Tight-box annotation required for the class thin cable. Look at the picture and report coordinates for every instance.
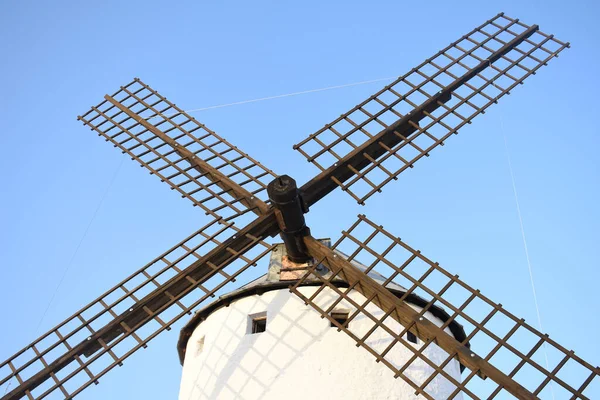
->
[5,157,127,395]
[499,113,556,399]
[1,155,123,395]
[177,76,397,114]
[32,155,126,337]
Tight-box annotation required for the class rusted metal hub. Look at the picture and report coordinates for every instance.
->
[266,175,312,263]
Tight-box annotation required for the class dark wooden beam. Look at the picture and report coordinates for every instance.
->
[105,95,270,216]
[300,24,538,207]
[2,213,279,400]
[303,236,536,400]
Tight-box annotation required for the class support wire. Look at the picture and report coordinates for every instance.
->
[499,112,556,400]
[170,76,397,116]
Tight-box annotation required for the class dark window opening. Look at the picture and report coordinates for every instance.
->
[251,316,267,334]
[407,331,418,344]
[331,311,349,327]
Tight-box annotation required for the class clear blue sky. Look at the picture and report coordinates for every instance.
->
[1,1,598,398]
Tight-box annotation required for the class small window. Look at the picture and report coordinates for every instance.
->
[407,331,418,344]
[330,311,349,327]
[251,316,267,334]
[247,311,267,335]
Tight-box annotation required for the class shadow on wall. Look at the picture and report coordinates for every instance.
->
[183,289,322,400]
[180,287,462,400]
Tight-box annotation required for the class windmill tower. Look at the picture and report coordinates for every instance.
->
[177,242,468,400]
[1,12,598,400]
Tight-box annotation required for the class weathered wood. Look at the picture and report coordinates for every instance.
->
[105,95,270,216]
[300,24,538,207]
[2,213,279,400]
[303,236,536,400]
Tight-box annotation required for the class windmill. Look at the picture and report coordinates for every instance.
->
[1,11,597,399]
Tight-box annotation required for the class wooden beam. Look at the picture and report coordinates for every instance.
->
[299,24,538,207]
[303,236,536,399]
[2,213,279,400]
[105,95,270,216]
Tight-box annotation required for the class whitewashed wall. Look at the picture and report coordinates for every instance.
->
[179,287,463,400]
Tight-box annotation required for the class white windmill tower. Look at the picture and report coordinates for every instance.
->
[2,12,598,400]
[177,242,467,400]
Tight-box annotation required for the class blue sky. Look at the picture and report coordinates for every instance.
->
[1,0,598,398]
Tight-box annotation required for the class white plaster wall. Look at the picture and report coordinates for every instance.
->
[179,287,463,400]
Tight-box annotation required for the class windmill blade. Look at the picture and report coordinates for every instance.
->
[78,78,276,223]
[0,215,278,400]
[297,13,569,206]
[290,215,599,399]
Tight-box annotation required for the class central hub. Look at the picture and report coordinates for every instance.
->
[267,175,311,263]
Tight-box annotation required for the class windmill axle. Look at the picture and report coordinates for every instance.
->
[267,175,312,263]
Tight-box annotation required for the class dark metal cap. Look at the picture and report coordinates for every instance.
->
[267,175,298,204]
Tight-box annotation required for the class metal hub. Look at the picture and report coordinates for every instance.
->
[266,175,311,263]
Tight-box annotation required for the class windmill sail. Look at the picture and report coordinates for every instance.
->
[297,13,569,206]
[0,217,276,400]
[78,78,276,223]
[291,215,599,399]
